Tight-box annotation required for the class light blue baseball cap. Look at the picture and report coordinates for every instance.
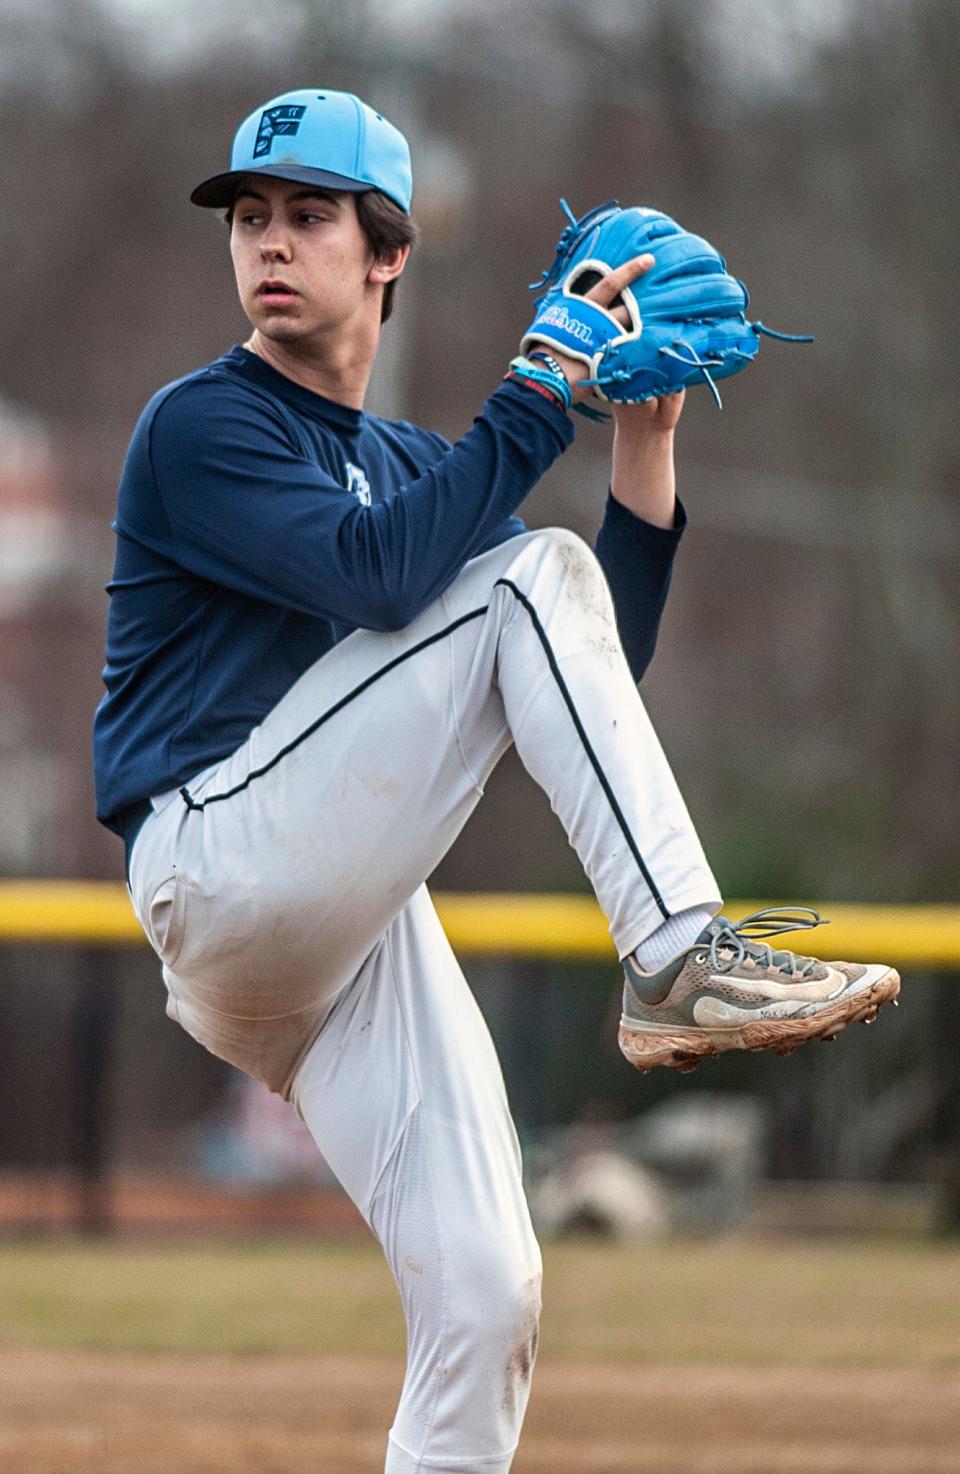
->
[190,88,412,213]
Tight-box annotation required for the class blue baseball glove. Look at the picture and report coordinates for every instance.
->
[522,199,812,418]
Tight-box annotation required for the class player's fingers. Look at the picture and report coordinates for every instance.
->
[583,253,654,311]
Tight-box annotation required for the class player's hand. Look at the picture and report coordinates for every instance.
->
[529,255,684,426]
[612,386,685,434]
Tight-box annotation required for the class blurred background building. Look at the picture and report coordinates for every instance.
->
[0,0,957,1228]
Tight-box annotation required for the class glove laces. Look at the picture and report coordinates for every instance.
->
[753,322,815,344]
[659,339,724,408]
[528,197,621,292]
[703,907,829,979]
[579,338,726,408]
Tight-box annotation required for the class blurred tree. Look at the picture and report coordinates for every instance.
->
[0,0,954,896]
[0,0,954,1181]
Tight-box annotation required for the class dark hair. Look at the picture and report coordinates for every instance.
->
[225,186,418,324]
[356,189,419,323]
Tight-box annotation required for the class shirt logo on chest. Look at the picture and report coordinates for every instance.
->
[345,462,372,507]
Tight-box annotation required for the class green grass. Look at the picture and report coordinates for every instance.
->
[1,1237,959,1367]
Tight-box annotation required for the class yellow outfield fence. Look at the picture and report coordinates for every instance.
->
[1,882,958,1236]
[0,882,958,968]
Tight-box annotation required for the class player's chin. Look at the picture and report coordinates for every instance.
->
[249,311,313,344]
[255,320,306,342]
[251,304,300,326]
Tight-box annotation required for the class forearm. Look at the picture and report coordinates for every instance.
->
[528,337,681,531]
[609,420,678,530]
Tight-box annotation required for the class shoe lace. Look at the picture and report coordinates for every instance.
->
[705,907,829,979]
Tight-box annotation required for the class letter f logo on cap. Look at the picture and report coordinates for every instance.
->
[253,104,307,159]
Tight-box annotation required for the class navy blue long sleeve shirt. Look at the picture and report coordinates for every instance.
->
[93,346,684,837]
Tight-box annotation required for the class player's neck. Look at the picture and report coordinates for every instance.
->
[244,330,376,410]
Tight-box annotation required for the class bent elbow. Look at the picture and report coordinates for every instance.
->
[364,588,424,633]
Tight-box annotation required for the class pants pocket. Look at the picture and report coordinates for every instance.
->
[145,872,188,969]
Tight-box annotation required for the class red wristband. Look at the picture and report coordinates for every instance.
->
[503,370,567,411]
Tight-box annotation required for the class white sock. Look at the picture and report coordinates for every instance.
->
[631,904,718,973]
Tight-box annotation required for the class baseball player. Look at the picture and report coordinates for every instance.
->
[93,89,899,1473]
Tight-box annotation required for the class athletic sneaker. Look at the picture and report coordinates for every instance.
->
[619,907,900,1072]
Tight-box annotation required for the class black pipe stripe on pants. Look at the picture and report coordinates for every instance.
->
[179,605,490,811]
[494,577,670,921]
[178,580,671,922]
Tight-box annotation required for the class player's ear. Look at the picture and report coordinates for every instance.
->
[368,244,410,286]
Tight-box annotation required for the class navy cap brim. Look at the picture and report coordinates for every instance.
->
[190,164,385,209]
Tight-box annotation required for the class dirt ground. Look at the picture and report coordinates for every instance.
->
[2,1349,960,1474]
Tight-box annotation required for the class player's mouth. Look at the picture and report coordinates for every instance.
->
[257,280,299,306]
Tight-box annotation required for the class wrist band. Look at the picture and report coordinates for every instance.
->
[508,368,570,413]
[508,355,571,408]
[507,354,572,412]
[528,349,569,382]
[504,369,566,411]
[504,372,567,411]
[528,349,612,423]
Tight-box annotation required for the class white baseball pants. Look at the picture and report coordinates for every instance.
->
[128,527,720,1472]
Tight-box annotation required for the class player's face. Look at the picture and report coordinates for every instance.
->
[229,177,379,345]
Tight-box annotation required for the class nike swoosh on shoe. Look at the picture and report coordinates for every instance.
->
[701,970,851,1004]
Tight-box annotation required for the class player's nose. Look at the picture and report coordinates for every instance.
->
[259,232,293,262]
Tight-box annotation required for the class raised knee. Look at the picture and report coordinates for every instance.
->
[507,527,617,646]
[527,525,596,572]
[529,527,608,597]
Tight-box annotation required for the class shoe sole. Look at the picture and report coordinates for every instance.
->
[618,967,901,1073]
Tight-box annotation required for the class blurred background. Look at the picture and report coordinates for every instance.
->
[0,0,957,1238]
[1,3,959,1470]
